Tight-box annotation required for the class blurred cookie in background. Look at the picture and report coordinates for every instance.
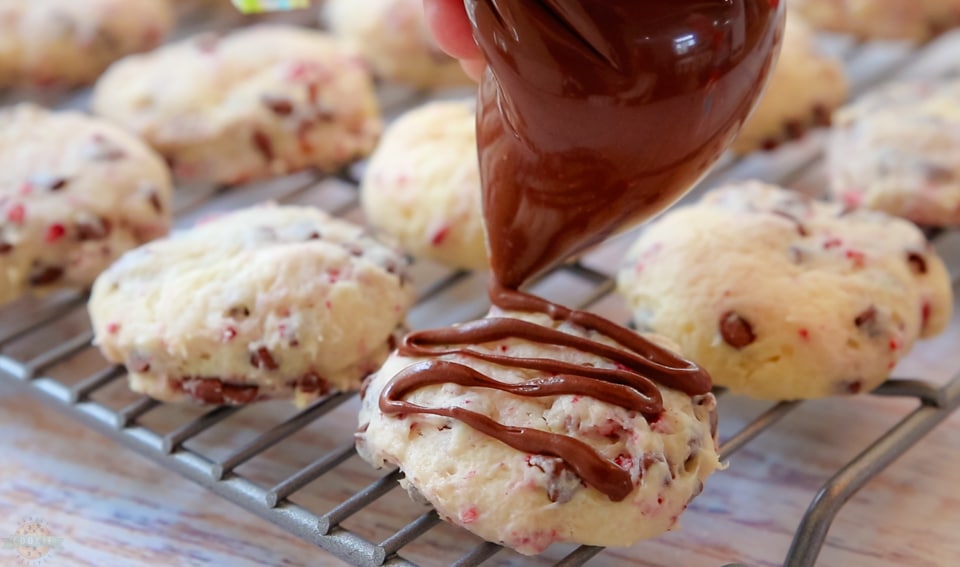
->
[361,99,488,271]
[829,80,960,227]
[733,13,848,153]
[791,0,960,42]
[0,0,173,89]
[322,0,472,90]
[0,104,173,306]
[92,25,380,185]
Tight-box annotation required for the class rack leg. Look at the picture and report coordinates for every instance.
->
[785,374,960,567]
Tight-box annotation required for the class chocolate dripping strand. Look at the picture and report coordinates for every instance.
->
[380,360,634,501]
[488,284,712,395]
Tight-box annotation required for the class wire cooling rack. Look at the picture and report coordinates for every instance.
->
[2,11,960,567]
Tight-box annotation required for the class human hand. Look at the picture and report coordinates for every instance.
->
[424,0,485,80]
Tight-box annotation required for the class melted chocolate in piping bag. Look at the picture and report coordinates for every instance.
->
[378,1,784,501]
[470,0,785,288]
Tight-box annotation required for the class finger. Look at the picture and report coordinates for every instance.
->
[424,0,481,60]
[460,57,486,81]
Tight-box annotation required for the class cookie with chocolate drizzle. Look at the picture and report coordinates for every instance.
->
[357,0,783,553]
[359,308,721,553]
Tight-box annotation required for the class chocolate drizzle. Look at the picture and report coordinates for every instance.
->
[382,361,636,501]
[377,0,782,502]
[380,286,712,501]
[402,285,710,399]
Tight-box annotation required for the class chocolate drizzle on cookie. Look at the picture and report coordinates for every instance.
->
[381,285,712,502]
[378,0,782,501]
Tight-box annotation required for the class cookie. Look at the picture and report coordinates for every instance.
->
[89,205,414,406]
[828,80,960,227]
[91,25,381,185]
[322,0,470,89]
[357,310,721,555]
[0,0,172,88]
[361,100,487,271]
[791,0,960,41]
[0,104,172,306]
[733,14,848,154]
[617,182,953,401]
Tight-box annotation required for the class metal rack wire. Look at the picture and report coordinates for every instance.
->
[2,19,960,567]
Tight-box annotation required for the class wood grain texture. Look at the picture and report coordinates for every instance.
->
[0,386,345,567]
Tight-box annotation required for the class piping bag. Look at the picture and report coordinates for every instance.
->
[466,0,786,289]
